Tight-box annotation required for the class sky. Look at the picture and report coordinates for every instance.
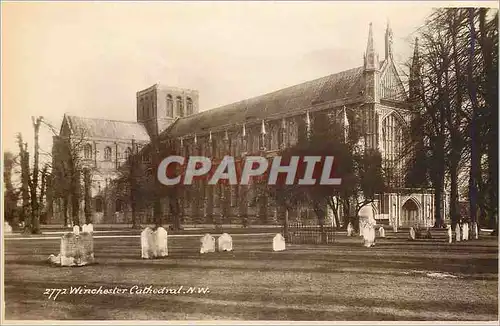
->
[2,1,497,163]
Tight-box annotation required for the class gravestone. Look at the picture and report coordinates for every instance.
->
[78,232,95,265]
[447,225,452,243]
[378,226,385,238]
[273,233,286,251]
[473,222,479,240]
[4,222,12,234]
[455,225,461,242]
[60,233,78,266]
[155,227,168,257]
[359,205,376,247]
[462,223,469,241]
[218,233,233,252]
[82,224,88,233]
[200,233,216,254]
[347,222,354,237]
[141,227,154,259]
[88,223,94,233]
[409,227,416,240]
[365,226,375,247]
[73,225,80,235]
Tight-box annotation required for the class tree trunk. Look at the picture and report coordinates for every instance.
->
[449,159,459,228]
[63,195,70,227]
[83,169,92,224]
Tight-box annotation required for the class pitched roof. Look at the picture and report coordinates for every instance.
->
[65,115,150,141]
[167,66,365,137]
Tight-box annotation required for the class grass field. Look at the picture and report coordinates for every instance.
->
[3,229,498,321]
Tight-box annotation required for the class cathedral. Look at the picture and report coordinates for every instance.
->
[49,23,438,228]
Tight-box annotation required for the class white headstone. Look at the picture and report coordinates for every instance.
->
[82,224,89,233]
[347,222,354,237]
[73,225,80,235]
[200,233,216,254]
[88,223,94,233]
[273,233,286,251]
[473,222,479,240]
[218,233,233,252]
[141,227,154,259]
[359,206,376,247]
[463,223,469,241]
[365,226,376,247]
[447,225,452,243]
[4,222,12,234]
[59,232,94,266]
[455,225,461,242]
[409,227,416,240]
[378,226,385,238]
[155,227,168,257]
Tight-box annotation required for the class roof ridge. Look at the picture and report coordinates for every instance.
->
[66,114,143,125]
[181,66,363,120]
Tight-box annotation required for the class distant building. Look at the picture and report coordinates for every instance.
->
[50,23,439,228]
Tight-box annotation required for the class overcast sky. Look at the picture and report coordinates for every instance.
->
[2,1,497,160]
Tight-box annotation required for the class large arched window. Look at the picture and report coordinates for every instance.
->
[104,146,112,161]
[176,96,184,117]
[382,113,405,186]
[84,144,92,159]
[166,94,173,117]
[186,97,193,115]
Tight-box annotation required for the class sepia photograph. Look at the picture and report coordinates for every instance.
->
[1,1,498,323]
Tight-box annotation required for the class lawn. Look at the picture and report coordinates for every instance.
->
[3,230,498,321]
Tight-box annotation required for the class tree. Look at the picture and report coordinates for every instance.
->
[27,116,43,233]
[412,8,498,230]
[3,151,19,226]
[16,134,31,229]
[268,109,385,240]
[47,118,93,227]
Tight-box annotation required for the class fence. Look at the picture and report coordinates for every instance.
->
[286,222,336,244]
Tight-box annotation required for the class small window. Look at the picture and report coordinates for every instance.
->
[177,96,184,117]
[95,197,103,213]
[166,94,173,117]
[84,144,92,159]
[186,97,193,115]
[104,147,112,161]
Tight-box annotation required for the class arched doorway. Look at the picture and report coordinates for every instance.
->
[401,198,419,227]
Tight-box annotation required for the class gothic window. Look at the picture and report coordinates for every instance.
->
[84,144,92,159]
[177,96,184,117]
[288,120,298,146]
[251,132,259,153]
[142,152,151,163]
[166,95,173,117]
[125,147,132,160]
[95,197,103,213]
[186,97,193,116]
[104,147,112,161]
[270,124,279,150]
[140,98,145,118]
[382,113,405,186]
